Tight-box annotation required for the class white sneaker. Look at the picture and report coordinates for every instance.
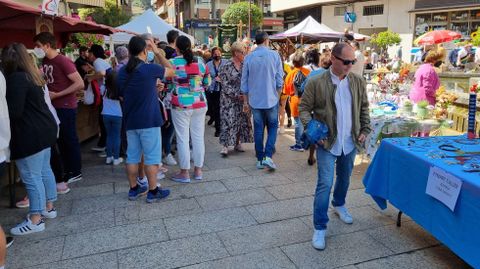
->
[41,208,57,219]
[163,153,177,166]
[113,158,124,166]
[106,157,113,165]
[157,172,166,180]
[334,206,353,224]
[312,229,326,250]
[10,218,45,236]
[136,176,148,188]
[91,146,105,152]
[279,126,285,134]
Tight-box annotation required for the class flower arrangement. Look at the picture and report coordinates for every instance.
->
[434,86,458,119]
[63,33,105,54]
[470,84,480,94]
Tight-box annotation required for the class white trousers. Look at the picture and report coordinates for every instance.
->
[171,107,207,170]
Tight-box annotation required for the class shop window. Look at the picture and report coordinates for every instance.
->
[334,6,346,16]
[363,4,383,16]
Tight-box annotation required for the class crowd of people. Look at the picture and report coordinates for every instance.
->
[0,29,375,267]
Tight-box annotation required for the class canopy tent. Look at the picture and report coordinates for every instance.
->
[109,9,193,44]
[271,16,369,43]
[0,0,119,48]
[271,16,343,42]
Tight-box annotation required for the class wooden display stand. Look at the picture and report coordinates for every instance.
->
[76,103,100,142]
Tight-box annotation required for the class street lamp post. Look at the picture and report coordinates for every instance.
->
[248,0,251,40]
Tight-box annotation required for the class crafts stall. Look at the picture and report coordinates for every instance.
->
[363,65,456,158]
[0,0,122,207]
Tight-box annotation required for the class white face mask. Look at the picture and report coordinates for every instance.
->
[33,47,46,59]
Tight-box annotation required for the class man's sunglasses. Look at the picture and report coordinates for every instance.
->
[333,54,357,66]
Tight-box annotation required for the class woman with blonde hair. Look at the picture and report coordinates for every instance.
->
[409,48,445,106]
[2,43,58,235]
[218,41,253,156]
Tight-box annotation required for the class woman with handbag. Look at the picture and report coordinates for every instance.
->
[218,42,253,156]
[2,43,58,235]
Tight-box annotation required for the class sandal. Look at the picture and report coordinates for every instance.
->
[171,174,191,183]
[234,144,245,152]
[220,147,228,157]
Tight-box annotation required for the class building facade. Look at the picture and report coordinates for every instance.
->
[273,0,480,63]
[152,0,284,46]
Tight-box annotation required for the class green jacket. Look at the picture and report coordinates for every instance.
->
[299,70,371,151]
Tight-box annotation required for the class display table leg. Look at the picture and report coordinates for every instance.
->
[397,211,403,227]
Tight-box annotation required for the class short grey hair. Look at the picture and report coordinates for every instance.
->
[230,41,246,53]
[332,43,352,58]
[140,33,153,41]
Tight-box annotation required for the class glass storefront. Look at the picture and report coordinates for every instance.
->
[414,8,480,40]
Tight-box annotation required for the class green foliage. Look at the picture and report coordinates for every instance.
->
[78,0,131,27]
[221,1,263,28]
[64,33,105,54]
[132,0,151,9]
[417,100,429,108]
[370,30,402,50]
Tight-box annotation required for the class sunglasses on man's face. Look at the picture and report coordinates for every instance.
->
[333,55,357,66]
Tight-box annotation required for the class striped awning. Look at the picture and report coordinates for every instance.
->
[67,0,105,8]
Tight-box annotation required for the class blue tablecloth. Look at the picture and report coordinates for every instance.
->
[363,136,480,268]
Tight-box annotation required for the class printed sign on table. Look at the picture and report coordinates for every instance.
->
[426,166,462,211]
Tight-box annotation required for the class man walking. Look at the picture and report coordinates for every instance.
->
[299,43,371,250]
[241,32,284,170]
[34,32,84,183]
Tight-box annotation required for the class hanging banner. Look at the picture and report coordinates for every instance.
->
[218,25,238,57]
[42,0,60,16]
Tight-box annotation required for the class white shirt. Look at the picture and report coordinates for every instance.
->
[330,69,355,156]
[351,50,365,76]
[371,52,378,65]
[0,71,11,163]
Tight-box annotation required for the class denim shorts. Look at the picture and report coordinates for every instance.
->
[126,127,161,165]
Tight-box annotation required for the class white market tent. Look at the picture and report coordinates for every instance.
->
[271,16,369,43]
[108,9,194,44]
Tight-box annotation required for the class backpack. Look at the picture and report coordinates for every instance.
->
[294,71,307,97]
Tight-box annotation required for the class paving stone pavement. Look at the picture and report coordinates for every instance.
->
[1,125,473,269]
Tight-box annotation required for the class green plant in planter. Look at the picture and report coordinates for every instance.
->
[417,100,429,108]
[403,100,413,114]
[416,100,429,119]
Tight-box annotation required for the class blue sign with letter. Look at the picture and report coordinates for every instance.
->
[344,12,356,23]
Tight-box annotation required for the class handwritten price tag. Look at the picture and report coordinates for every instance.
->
[426,167,462,212]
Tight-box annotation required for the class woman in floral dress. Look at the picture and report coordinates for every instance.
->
[218,42,253,156]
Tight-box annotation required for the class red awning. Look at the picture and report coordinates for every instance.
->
[0,0,124,48]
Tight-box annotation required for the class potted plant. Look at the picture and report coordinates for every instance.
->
[416,100,429,119]
[403,100,413,114]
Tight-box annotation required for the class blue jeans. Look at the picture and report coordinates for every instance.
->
[16,148,57,214]
[162,110,175,155]
[56,108,82,175]
[251,105,279,161]
[126,127,162,165]
[103,115,122,159]
[294,117,304,146]
[313,147,357,230]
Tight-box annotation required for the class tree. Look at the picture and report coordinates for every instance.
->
[132,0,151,10]
[79,0,131,27]
[221,1,263,28]
[370,30,402,51]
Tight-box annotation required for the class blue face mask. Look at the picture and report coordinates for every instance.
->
[147,51,155,62]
